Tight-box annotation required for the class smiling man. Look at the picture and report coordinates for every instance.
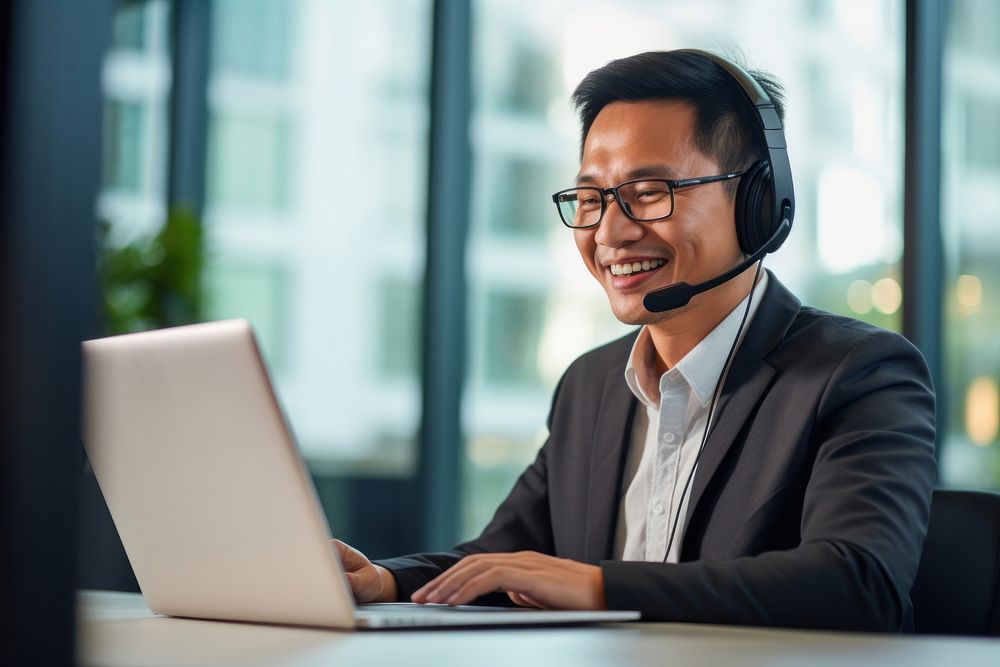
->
[335,50,937,632]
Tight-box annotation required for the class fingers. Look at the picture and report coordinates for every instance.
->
[411,559,477,604]
[331,539,351,560]
[411,556,481,603]
[508,591,544,609]
[413,553,535,606]
[412,552,605,610]
[445,569,505,606]
[331,539,386,603]
[331,539,368,572]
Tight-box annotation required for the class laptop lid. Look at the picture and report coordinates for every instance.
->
[83,319,357,628]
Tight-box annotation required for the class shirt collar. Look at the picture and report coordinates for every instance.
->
[624,272,769,409]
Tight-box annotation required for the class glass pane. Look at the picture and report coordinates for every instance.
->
[99,0,171,243]
[378,276,421,379]
[482,157,566,237]
[212,0,294,80]
[206,112,293,212]
[203,0,431,472]
[940,0,1000,490]
[103,100,146,193]
[204,259,290,370]
[483,290,546,385]
[465,0,904,539]
[112,0,149,52]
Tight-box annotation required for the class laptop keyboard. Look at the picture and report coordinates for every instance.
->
[355,603,535,627]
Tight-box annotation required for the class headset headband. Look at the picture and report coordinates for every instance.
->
[674,49,795,231]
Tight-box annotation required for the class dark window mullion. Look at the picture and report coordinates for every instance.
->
[167,0,211,213]
[418,0,472,550]
[903,0,946,459]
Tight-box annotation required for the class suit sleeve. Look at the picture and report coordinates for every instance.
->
[372,377,563,602]
[601,330,937,631]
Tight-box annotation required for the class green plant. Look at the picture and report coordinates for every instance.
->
[99,206,204,335]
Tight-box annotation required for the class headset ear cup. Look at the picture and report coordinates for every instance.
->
[734,160,773,255]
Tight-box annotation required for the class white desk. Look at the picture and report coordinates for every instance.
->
[79,590,1000,667]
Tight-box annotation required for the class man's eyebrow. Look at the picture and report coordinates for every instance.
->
[576,164,680,185]
[628,165,680,180]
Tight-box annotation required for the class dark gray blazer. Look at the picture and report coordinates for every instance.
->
[377,272,937,632]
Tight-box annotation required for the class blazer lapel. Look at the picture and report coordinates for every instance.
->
[682,272,800,541]
[683,349,776,530]
[584,366,637,563]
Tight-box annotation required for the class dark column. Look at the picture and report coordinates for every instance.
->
[419,0,472,550]
[0,0,109,663]
[167,0,212,212]
[903,0,946,457]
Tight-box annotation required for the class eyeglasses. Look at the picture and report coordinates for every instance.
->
[550,168,748,229]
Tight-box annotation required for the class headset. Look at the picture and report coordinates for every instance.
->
[642,49,795,313]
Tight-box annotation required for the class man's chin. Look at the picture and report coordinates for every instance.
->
[609,299,678,326]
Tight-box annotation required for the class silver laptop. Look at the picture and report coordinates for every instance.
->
[82,319,640,629]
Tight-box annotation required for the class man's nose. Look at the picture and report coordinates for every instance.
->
[594,196,644,248]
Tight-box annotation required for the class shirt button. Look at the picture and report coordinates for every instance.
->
[661,432,676,444]
[653,503,665,515]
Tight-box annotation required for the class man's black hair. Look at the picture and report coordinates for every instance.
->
[571,50,785,195]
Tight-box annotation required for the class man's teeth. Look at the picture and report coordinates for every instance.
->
[610,259,666,276]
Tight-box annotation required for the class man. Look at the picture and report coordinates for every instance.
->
[334,50,937,632]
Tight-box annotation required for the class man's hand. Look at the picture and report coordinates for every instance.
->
[411,551,607,610]
[331,539,399,603]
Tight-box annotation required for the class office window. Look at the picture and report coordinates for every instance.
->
[940,0,1000,490]
[99,0,171,241]
[212,0,294,80]
[483,290,546,386]
[203,259,290,371]
[203,0,431,471]
[206,112,294,213]
[482,157,566,238]
[378,276,420,379]
[369,131,427,234]
[103,101,146,193]
[950,0,1000,58]
[963,96,1000,170]
[499,39,561,116]
[111,0,150,52]
[463,0,903,539]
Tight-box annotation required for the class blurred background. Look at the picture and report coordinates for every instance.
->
[2,1,998,657]
[78,0,1000,581]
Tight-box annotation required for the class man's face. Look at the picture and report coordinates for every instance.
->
[573,100,744,325]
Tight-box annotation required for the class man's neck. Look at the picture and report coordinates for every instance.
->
[647,268,761,373]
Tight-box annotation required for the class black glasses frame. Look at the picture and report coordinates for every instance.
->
[551,168,748,229]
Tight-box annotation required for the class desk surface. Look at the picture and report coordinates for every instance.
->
[79,590,1000,667]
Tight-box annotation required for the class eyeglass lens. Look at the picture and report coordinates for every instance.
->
[555,181,674,227]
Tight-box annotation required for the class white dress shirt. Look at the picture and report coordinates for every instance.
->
[613,272,768,563]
